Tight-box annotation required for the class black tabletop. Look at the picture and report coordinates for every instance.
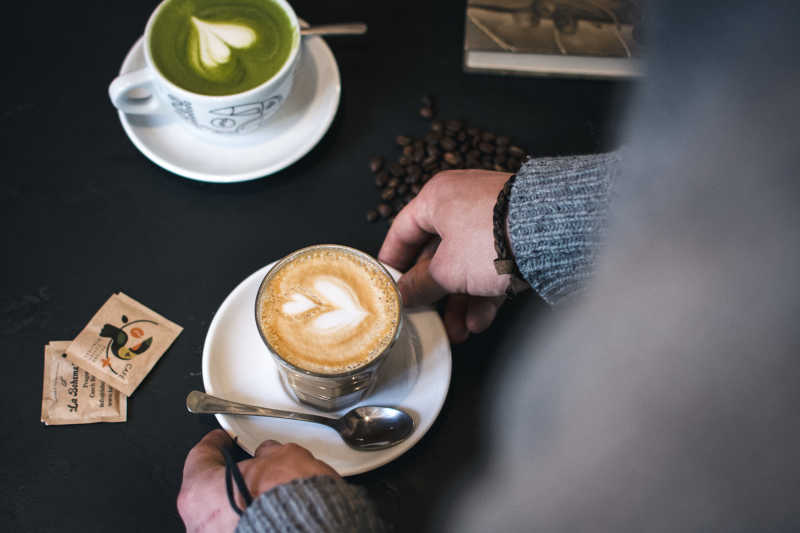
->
[1,1,630,530]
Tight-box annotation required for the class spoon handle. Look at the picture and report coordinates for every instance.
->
[186,391,337,427]
[300,23,367,36]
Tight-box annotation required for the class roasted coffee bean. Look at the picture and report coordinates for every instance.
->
[402,145,414,157]
[445,119,463,132]
[459,143,469,154]
[468,149,481,160]
[366,209,379,222]
[456,130,467,143]
[478,142,495,154]
[413,139,425,150]
[413,148,425,163]
[494,154,507,165]
[375,171,389,188]
[467,127,480,137]
[466,157,481,169]
[403,193,415,204]
[377,203,393,218]
[440,162,452,171]
[396,135,412,146]
[426,145,441,158]
[405,174,420,185]
[471,136,481,148]
[422,156,439,170]
[389,163,405,177]
[481,155,493,168]
[388,215,395,224]
[508,145,525,158]
[424,131,442,144]
[440,137,457,151]
[419,106,434,119]
[444,152,462,166]
[421,174,431,182]
[421,94,434,107]
[508,157,521,170]
[393,198,405,212]
[481,131,496,143]
[369,155,384,173]
[388,176,401,188]
[431,120,444,133]
[407,164,422,177]
[410,183,422,194]
[381,187,397,201]
[496,135,511,146]
[494,163,507,172]
[398,155,411,166]
[495,144,507,156]
[397,183,409,195]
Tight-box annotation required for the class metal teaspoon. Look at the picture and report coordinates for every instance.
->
[300,23,367,37]
[186,390,414,451]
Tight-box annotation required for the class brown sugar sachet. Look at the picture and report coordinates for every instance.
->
[41,341,127,425]
[66,293,182,397]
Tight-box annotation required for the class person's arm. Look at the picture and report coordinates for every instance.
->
[508,152,621,304]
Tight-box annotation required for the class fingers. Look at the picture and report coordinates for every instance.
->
[443,294,470,343]
[378,198,436,271]
[465,296,504,334]
[254,439,282,458]
[183,429,233,481]
[397,253,449,307]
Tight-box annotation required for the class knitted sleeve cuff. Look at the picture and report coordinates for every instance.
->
[236,475,386,533]
[507,151,621,304]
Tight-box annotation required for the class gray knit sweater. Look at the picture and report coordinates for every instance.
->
[236,153,616,532]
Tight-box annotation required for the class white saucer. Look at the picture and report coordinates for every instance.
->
[116,35,341,183]
[201,262,452,476]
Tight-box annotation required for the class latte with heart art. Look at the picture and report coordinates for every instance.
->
[257,247,401,375]
[149,0,295,96]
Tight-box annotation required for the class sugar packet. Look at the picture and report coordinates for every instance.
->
[66,293,182,397]
[41,341,126,425]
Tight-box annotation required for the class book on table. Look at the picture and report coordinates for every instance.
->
[464,0,644,79]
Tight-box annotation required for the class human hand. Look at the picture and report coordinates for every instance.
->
[177,430,340,533]
[378,170,519,343]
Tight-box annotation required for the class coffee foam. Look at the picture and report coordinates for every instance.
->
[190,17,256,69]
[259,249,400,375]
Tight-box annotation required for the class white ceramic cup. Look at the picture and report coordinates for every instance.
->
[108,0,301,142]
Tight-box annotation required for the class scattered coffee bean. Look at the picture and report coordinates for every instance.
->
[444,152,462,166]
[403,145,414,157]
[481,131,496,143]
[381,187,396,201]
[422,156,439,171]
[419,106,434,119]
[396,135,412,146]
[421,174,431,182]
[398,155,411,166]
[495,144,507,156]
[508,145,525,158]
[494,163,507,172]
[375,172,389,187]
[481,155,493,168]
[413,149,425,163]
[496,135,511,146]
[508,157,521,170]
[413,139,425,150]
[369,155,384,173]
[479,142,495,154]
[366,209,379,222]
[445,119,463,132]
[440,137,457,152]
[397,183,409,195]
[467,127,480,137]
[377,203,393,218]
[387,176,401,188]
[494,154,507,165]
[456,130,467,143]
[393,198,405,212]
[431,120,444,133]
[389,163,405,177]
[424,131,441,144]
[459,143,469,154]
[421,94,434,108]
[426,145,440,158]
[411,183,422,194]
[403,193,415,203]
[407,164,422,178]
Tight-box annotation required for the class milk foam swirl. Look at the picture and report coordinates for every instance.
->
[190,17,256,69]
[258,248,400,375]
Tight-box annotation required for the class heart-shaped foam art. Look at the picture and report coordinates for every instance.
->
[190,17,256,68]
[281,276,369,333]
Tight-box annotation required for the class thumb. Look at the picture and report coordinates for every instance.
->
[182,429,233,482]
[397,254,448,307]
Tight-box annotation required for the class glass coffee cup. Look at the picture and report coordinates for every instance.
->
[255,245,403,411]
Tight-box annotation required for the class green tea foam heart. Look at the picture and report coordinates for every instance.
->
[150,0,294,96]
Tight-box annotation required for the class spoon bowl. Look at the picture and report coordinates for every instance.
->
[186,391,414,451]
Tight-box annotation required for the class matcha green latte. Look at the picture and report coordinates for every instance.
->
[150,0,295,96]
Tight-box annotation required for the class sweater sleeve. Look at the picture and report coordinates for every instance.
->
[507,152,621,304]
[235,476,386,533]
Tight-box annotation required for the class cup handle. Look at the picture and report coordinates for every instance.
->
[108,68,165,115]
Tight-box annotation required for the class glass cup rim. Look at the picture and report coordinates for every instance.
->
[254,244,404,379]
[142,0,301,101]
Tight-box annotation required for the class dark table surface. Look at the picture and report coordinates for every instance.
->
[1,1,630,530]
